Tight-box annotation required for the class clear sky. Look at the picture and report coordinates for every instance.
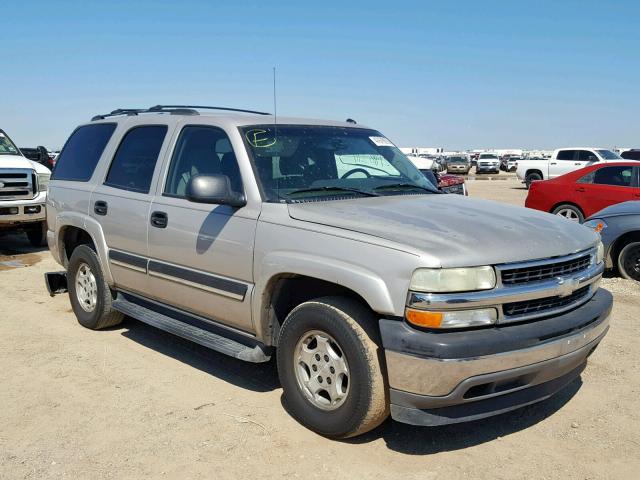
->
[2,0,639,150]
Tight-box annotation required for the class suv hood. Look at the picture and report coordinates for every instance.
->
[287,194,598,267]
[0,154,50,173]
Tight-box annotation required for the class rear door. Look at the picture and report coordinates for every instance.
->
[146,124,258,333]
[549,150,578,178]
[89,122,171,296]
[575,165,635,217]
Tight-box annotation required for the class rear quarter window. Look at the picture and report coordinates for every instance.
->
[52,123,117,181]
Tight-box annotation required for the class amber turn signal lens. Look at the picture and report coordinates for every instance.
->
[405,309,443,328]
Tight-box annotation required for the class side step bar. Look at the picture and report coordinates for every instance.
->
[45,272,68,296]
[112,294,271,363]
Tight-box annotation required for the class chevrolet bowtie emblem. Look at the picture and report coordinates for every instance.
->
[557,277,579,297]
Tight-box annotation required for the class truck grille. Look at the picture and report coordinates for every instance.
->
[503,286,590,317]
[501,254,592,285]
[0,169,35,200]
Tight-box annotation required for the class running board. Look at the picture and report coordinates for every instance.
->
[112,294,271,363]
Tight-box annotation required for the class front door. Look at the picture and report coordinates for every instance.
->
[90,123,170,296]
[549,149,579,178]
[576,165,636,217]
[147,125,257,333]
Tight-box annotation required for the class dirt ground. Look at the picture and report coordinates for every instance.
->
[1,179,638,480]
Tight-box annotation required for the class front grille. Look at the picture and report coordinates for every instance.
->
[503,286,590,317]
[501,254,592,285]
[0,169,35,200]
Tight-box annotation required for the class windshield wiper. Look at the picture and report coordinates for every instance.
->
[373,183,436,193]
[286,186,380,199]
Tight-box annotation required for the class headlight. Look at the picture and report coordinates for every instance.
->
[406,307,497,329]
[37,173,51,192]
[596,241,604,265]
[410,266,496,293]
[584,219,607,234]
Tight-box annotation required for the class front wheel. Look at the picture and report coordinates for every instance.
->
[26,222,47,247]
[618,242,640,282]
[277,297,389,439]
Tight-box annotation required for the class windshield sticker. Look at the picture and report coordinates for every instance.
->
[369,136,394,147]
[245,129,277,148]
[0,133,5,138]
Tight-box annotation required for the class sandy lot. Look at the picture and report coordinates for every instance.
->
[1,179,638,480]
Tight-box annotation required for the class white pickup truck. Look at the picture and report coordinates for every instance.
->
[517,147,622,188]
[0,128,51,245]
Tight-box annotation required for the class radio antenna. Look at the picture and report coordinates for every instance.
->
[273,66,278,138]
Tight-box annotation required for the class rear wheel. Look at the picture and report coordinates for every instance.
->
[277,296,389,439]
[525,172,542,189]
[552,204,584,223]
[26,221,47,247]
[618,242,640,282]
[68,245,123,330]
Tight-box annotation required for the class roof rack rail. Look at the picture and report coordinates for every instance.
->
[148,105,271,115]
[91,104,271,121]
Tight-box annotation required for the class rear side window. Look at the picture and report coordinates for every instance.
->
[104,125,168,193]
[621,150,640,161]
[593,166,633,187]
[556,150,575,160]
[577,150,598,161]
[52,123,116,181]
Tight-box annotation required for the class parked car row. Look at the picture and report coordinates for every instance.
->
[41,105,610,439]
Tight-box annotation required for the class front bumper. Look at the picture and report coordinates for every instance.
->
[380,288,612,426]
[0,193,47,226]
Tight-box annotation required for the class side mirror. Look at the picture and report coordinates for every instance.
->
[186,174,246,207]
[589,156,598,162]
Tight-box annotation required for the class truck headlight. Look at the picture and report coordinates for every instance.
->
[409,266,496,293]
[406,307,497,329]
[584,219,607,234]
[596,241,604,265]
[37,173,51,192]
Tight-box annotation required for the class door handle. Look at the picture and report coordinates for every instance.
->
[150,211,168,228]
[94,200,108,216]
[575,187,586,192]
[550,162,557,165]
[574,162,582,165]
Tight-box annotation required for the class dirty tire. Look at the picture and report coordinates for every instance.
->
[617,241,640,282]
[26,221,47,247]
[68,245,123,330]
[277,296,389,439]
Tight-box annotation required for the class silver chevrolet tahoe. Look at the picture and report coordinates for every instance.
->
[45,105,611,439]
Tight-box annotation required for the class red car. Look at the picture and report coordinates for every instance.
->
[525,162,640,222]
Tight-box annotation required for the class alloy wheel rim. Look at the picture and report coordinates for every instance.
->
[75,263,98,313]
[556,208,580,222]
[293,330,350,411]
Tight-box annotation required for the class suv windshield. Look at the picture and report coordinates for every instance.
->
[0,131,20,155]
[597,149,622,160]
[241,125,438,202]
[479,154,498,159]
[448,157,466,163]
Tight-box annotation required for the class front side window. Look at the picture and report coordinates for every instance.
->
[52,123,117,181]
[0,131,20,155]
[596,149,622,160]
[164,126,242,197]
[593,166,633,187]
[556,150,576,160]
[105,125,167,193]
[240,125,437,202]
